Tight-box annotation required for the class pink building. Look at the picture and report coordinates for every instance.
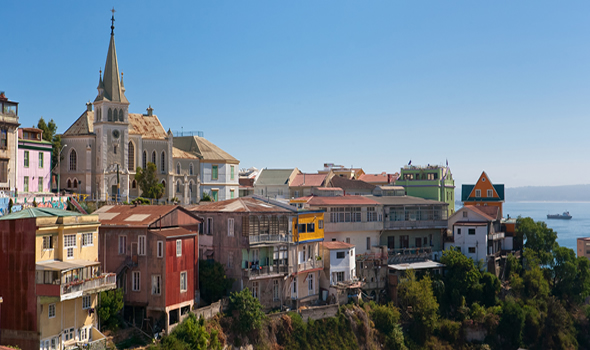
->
[17,128,52,194]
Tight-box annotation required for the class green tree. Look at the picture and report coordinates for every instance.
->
[497,298,525,349]
[228,288,265,335]
[37,117,62,171]
[481,272,501,307]
[135,162,164,200]
[440,248,482,315]
[199,259,235,304]
[517,217,557,266]
[550,245,590,304]
[370,303,407,350]
[398,270,439,344]
[98,289,124,330]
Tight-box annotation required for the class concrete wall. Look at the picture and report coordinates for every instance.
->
[300,304,339,322]
[17,147,51,193]
[200,162,239,202]
[324,230,380,255]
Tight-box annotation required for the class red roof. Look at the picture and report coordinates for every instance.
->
[95,205,179,226]
[464,205,499,221]
[290,173,327,187]
[306,195,380,206]
[323,241,354,250]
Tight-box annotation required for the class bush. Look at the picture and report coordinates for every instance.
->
[228,288,265,335]
[98,289,124,330]
[436,319,462,344]
[199,260,234,304]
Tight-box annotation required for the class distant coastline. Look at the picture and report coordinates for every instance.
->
[455,184,590,203]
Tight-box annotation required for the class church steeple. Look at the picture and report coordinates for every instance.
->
[96,8,128,104]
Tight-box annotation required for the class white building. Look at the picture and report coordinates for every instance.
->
[320,241,359,304]
[444,205,505,272]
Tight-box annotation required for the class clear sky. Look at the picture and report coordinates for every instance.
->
[3,1,590,188]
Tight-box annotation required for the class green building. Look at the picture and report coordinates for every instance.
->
[396,164,455,216]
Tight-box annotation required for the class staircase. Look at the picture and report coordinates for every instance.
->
[69,197,88,214]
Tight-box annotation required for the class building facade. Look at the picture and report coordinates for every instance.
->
[17,128,52,194]
[254,168,300,199]
[397,164,455,216]
[0,92,20,194]
[0,208,115,350]
[320,241,359,305]
[461,171,505,218]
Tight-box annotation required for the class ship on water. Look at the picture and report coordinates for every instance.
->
[547,211,572,220]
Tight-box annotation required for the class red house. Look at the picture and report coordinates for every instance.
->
[95,205,202,333]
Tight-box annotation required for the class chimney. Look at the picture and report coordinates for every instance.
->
[86,102,93,112]
[146,105,153,117]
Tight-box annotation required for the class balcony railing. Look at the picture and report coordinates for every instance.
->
[385,220,447,230]
[297,259,323,271]
[489,232,505,241]
[249,234,293,245]
[61,273,117,300]
[242,265,292,278]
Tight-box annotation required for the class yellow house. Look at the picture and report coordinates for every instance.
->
[289,210,325,308]
[0,208,115,350]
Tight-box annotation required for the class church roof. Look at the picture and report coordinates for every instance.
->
[63,111,94,136]
[173,147,199,159]
[62,112,168,140]
[173,136,239,164]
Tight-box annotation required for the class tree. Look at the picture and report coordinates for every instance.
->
[228,288,265,335]
[398,270,439,344]
[439,248,482,315]
[370,303,407,350]
[199,259,235,304]
[98,289,124,330]
[135,162,164,200]
[550,246,590,304]
[37,117,62,172]
[497,298,525,349]
[517,217,557,266]
[480,272,501,307]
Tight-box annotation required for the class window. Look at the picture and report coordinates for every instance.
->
[336,251,345,259]
[108,108,112,121]
[293,277,297,294]
[119,109,124,122]
[273,280,279,301]
[131,179,137,189]
[487,189,493,197]
[0,159,7,182]
[64,328,74,341]
[24,151,29,167]
[346,237,351,244]
[329,207,361,223]
[69,149,77,171]
[230,189,235,199]
[118,235,127,255]
[336,271,344,282]
[211,165,219,180]
[64,234,76,247]
[67,179,72,188]
[252,281,259,299]
[294,190,299,198]
[176,239,182,257]
[457,228,462,235]
[82,232,93,246]
[230,165,235,180]
[157,241,164,258]
[138,235,146,256]
[152,151,156,166]
[82,295,91,309]
[207,218,213,234]
[42,236,54,249]
[366,237,371,251]
[400,235,409,249]
[468,247,476,254]
[152,275,161,295]
[189,163,194,175]
[80,327,87,341]
[211,190,218,202]
[73,179,78,189]
[180,271,187,292]
[468,228,476,235]
[318,220,324,229]
[367,207,377,221]
[48,303,56,318]
[23,176,29,192]
[228,252,234,268]
[0,129,6,149]
[128,142,134,171]
[176,163,181,175]
[308,273,314,293]
[176,180,181,193]
[387,236,395,249]
[143,151,147,169]
[475,189,481,198]
[132,271,141,291]
[228,218,234,236]
[38,177,43,192]
[463,211,468,218]
[161,151,166,174]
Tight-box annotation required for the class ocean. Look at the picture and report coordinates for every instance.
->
[502,202,590,252]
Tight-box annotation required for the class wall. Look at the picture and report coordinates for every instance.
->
[293,212,324,243]
[380,228,444,252]
[192,300,223,320]
[300,304,339,322]
[200,162,239,201]
[0,195,67,217]
[17,146,51,193]
[323,247,355,285]
[165,236,196,308]
[324,230,380,255]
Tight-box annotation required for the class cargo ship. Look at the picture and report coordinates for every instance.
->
[547,211,572,220]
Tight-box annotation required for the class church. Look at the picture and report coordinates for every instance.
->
[60,14,239,203]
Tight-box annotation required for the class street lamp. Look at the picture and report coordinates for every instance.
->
[58,144,67,196]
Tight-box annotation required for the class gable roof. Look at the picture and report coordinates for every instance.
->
[0,207,84,220]
[94,205,200,226]
[189,197,295,213]
[461,171,505,202]
[62,111,168,140]
[466,205,500,221]
[173,136,239,163]
[256,169,298,186]
[328,176,376,191]
[290,173,327,187]
[63,111,94,136]
[173,147,200,160]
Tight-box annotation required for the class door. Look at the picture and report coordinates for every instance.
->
[387,236,395,250]
[415,237,422,248]
[112,185,118,201]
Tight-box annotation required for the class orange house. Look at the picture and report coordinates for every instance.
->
[461,171,505,218]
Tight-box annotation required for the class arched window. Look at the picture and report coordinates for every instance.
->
[97,108,101,121]
[131,179,137,189]
[114,145,117,154]
[189,163,194,175]
[162,180,166,195]
[189,181,193,197]
[67,179,72,188]
[142,151,147,169]
[176,163,181,175]
[69,149,77,171]
[73,179,78,189]
[108,108,112,121]
[119,109,124,122]
[152,151,156,166]
[128,142,135,171]
[161,151,166,174]
[176,180,181,193]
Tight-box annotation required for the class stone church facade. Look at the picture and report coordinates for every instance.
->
[60,17,236,203]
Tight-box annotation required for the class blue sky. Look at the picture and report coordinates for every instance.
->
[3,1,590,188]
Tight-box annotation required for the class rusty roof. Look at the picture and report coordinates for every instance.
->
[95,205,178,226]
[151,226,197,238]
[305,195,380,206]
[173,147,200,159]
[323,241,354,250]
[189,197,294,213]
[62,111,168,140]
[290,173,327,187]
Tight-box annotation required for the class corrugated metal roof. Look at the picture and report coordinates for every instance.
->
[0,207,83,220]
[290,173,327,187]
[256,169,296,186]
[329,176,376,191]
[190,197,293,213]
[94,205,178,226]
[151,226,197,238]
[366,195,447,206]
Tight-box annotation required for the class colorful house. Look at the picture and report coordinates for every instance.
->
[461,171,505,218]
[17,128,52,194]
[0,208,115,350]
[397,164,455,216]
[0,92,20,194]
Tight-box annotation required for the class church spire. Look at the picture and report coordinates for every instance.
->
[96,8,128,104]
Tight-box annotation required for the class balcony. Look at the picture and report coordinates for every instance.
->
[248,234,293,245]
[384,219,447,230]
[61,273,117,300]
[489,232,505,241]
[242,265,293,279]
[387,247,433,264]
[297,259,323,272]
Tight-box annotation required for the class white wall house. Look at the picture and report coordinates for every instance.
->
[322,241,356,286]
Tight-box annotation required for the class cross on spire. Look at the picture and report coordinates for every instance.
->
[110,7,116,35]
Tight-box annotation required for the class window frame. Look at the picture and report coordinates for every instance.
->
[24,150,29,168]
[228,218,234,237]
[475,189,481,198]
[176,239,182,257]
[138,235,146,256]
[487,189,493,197]
[82,232,93,247]
[157,241,164,258]
[48,303,56,318]
[180,271,187,292]
[82,295,91,310]
[152,275,162,295]
[118,235,127,255]
[211,165,219,180]
[132,271,141,292]
[468,228,476,235]
[336,251,345,259]
[468,247,476,254]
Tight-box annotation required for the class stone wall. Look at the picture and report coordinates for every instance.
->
[300,304,339,322]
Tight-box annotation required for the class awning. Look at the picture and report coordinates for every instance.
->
[36,259,100,272]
